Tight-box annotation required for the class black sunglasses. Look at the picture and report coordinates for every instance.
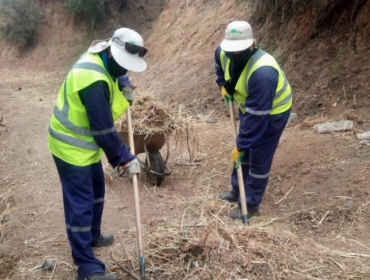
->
[112,37,148,57]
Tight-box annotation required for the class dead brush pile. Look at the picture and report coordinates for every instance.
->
[117,96,183,135]
[111,197,370,279]
[139,222,339,280]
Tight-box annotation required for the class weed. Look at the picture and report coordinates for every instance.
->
[0,0,42,50]
[330,48,343,78]
[64,0,115,32]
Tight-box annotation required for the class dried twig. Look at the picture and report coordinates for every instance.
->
[0,116,5,127]
[318,210,330,226]
[111,253,140,280]
[329,257,344,270]
[186,121,192,163]
[275,186,294,204]
[49,262,57,280]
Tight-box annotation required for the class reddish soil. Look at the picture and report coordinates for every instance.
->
[1,0,370,279]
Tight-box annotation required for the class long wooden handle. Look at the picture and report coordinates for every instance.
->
[126,107,146,276]
[229,101,249,225]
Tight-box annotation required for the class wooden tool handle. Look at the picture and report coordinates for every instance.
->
[126,107,146,273]
[229,101,249,225]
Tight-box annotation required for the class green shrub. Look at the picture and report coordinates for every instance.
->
[64,0,114,31]
[0,0,42,50]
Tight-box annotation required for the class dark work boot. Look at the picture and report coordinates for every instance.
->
[219,192,239,203]
[82,273,119,280]
[91,233,114,247]
[229,206,260,220]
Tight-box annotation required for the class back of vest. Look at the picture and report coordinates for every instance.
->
[48,52,128,166]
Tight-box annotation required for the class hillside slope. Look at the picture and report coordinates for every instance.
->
[134,0,370,121]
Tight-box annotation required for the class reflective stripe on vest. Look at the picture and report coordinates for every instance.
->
[48,51,129,166]
[54,62,116,142]
[220,49,292,114]
[48,126,100,151]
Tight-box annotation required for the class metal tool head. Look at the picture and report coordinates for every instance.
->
[41,259,54,270]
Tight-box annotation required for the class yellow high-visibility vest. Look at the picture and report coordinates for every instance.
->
[220,49,292,115]
[48,52,129,166]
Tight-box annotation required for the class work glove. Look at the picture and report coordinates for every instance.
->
[231,148,245,168]
[122,87,135,105]
[221,84,234,104]
[121,158,141,181]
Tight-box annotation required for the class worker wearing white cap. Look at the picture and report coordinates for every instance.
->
[48,28,148,280]
[214,21,292,220]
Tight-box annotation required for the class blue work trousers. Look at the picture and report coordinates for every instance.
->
[231,110,290,212]
[53,155,106,279]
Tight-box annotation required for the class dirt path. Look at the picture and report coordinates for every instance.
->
[1,70,370,279]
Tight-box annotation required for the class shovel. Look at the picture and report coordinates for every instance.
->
[126,106,146,279]
[228,100,249,225]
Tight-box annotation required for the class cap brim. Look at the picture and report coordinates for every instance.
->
[111,44,147,73]
[88,39,111,53]
[220,39,254,52]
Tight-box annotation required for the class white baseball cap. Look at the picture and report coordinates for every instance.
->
[88,28,147,73]
[220,21,255,52]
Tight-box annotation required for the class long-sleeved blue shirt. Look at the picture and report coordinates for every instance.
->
[78,81,135,168]
[77,52,136,169]
[214,46,281,150]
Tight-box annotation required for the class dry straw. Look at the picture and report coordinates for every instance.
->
[117,96,185,136]
[109,190,370,280]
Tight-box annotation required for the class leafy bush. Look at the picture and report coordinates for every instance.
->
[64,0,115,31]
[0,0,42,50]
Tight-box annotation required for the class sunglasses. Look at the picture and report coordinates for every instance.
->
[112,37,148,57]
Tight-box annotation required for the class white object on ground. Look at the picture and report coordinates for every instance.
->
[314,120,353,134]
[356,131,370,140]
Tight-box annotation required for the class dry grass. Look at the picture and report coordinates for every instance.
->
[116,94,202,164]
[117,95,185,135]
[109,187,370,280]
[0,183,17,279]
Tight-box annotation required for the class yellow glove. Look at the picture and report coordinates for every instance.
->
[231,148,245,168]
[221,86,233,102]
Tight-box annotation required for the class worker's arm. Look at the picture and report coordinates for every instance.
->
[214,46,226,87]
[117,75,132,90]
[236,66,278,150]
[79,81,135,168]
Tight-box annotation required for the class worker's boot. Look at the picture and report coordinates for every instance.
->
[83,273,119,280]
[229,206,260,220]
[91,233,114,247]
[219,192,239,203]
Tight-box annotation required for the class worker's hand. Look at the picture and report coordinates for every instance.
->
[221,86,234,103]
[122,86,136,105]
[121,158,141,181]
[231,148,245,168]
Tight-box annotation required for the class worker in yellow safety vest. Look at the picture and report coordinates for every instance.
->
[48,28,148,280]
[214,21,292,220]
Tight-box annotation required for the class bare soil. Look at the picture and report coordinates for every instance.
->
[1,72,369,278]
[1,0,370,279]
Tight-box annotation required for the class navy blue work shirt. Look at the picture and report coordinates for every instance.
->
[214,46,280,151]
